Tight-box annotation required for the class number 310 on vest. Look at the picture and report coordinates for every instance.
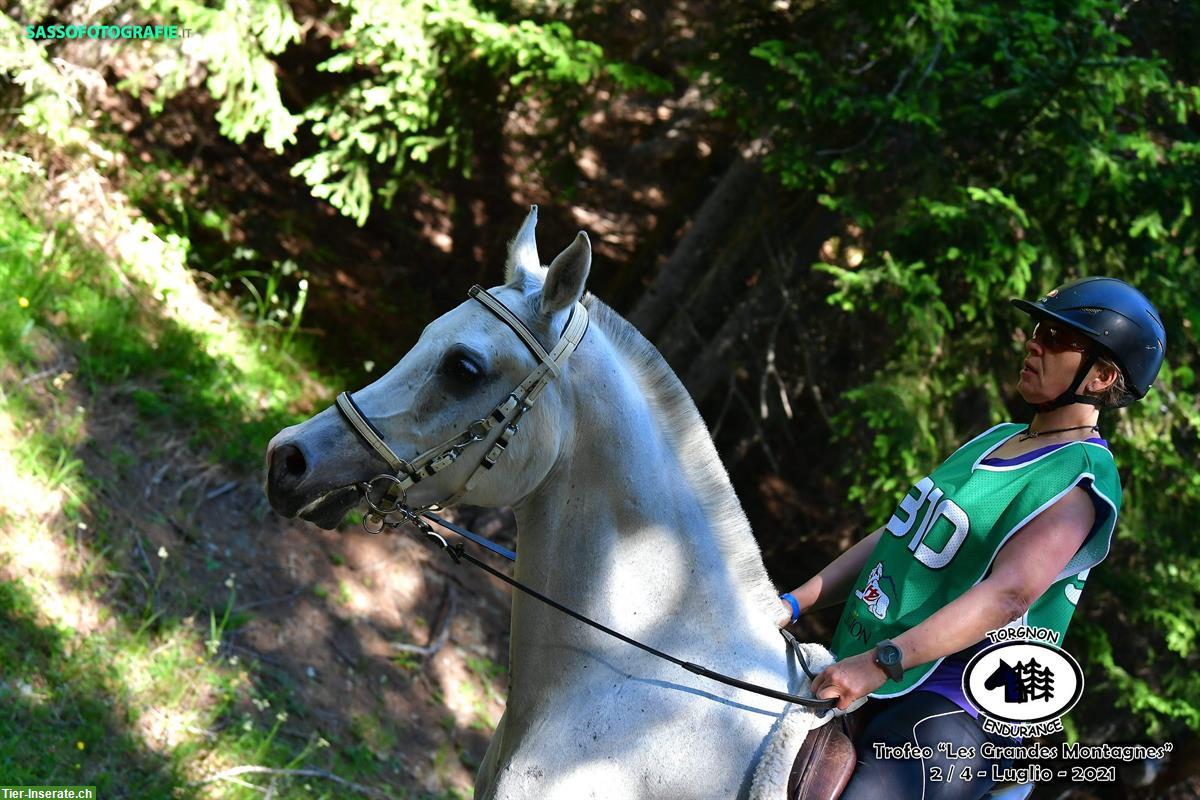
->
[885,477,968,570]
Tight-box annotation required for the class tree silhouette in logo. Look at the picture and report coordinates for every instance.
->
[985,658,1055,703]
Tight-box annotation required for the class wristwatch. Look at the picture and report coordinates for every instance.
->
[873,639,904,682]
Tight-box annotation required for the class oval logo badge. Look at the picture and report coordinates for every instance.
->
[962,641,1084,725]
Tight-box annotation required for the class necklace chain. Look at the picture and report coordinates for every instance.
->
[1019,423,1100,442]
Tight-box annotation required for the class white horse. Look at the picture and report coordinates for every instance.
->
[265,207,838,799]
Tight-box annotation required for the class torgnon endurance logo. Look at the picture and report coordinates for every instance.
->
[962,626,1084,738]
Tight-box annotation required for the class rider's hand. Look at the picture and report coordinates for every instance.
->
[810,651,888,711]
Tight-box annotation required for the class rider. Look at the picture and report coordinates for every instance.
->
[777,277,1166,799]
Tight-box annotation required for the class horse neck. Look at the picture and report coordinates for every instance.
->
[507,328,781,683]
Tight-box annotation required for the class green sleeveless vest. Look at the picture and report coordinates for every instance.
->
[829,423,1121,698]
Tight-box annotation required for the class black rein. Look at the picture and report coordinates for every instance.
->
[396,508,838,715]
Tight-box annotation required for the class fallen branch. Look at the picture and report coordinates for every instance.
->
[219,775,266,794]
[19,361,71,386]
[391,583,457,658]
[205,480,240,501]
[192,765,391,799]
[327,634,360,669]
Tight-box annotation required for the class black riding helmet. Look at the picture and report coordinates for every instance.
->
[1011,276,1166,411]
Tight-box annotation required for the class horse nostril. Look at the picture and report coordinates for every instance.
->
[284,448,307,472]
[266,441,312,516]
[270,443,308,489]
[281,445,307,477]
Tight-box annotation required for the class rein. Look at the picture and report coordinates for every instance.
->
[334,284,838,716]
[369,504,836,714]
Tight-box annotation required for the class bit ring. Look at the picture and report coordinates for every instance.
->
[363,474,407,516]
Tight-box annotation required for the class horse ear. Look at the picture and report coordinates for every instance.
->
[540,231,591,316]
[505,205,541,285]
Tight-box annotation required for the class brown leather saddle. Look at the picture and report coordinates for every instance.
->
[777,630,860,800]
[786,711,859,800]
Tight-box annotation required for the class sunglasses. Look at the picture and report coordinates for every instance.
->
[1030,322,1092,354]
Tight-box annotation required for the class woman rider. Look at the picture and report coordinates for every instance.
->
[776,277,1166,800]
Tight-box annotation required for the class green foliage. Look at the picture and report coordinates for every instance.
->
[0,152,386,800]
[0,577,356,799]
[721,0,1200,738]
[290,0,608,225]
[0,14,90,148]
[0,580,186,794]
[0,163,315,471]
[130,0,649,226]
[218,256,311,346]
[139,0,302,151]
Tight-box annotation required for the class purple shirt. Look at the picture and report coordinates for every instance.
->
[919,645,985,719]
[915,436,1108,725]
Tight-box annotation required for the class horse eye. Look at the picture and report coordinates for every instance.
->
[440,348,485,384]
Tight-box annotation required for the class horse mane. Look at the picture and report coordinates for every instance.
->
[579,293,781,619]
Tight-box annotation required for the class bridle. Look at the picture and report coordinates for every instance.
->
[336,284,590,534]
[333,283,837,715]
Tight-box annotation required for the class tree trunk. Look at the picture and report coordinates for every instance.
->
[627,146,767,341]
[660,197,839,408]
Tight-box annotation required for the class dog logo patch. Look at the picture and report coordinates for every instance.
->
[856,561,894,620]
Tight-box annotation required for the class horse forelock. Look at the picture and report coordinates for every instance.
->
[580,294,780,622]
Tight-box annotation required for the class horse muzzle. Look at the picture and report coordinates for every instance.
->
[265,433,363,529]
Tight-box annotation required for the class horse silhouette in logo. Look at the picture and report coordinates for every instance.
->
[855,562,895,620]
[985,658,1055,704]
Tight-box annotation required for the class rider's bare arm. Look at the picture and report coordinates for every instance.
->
[891,486,1095,671]
[778,525,886,624]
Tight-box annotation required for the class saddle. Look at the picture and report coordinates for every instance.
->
[786,712,858,800]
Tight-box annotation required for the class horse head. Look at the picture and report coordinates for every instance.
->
[984,659,1016,691]
[264,206,592,529]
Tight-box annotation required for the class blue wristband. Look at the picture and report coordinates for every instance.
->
[780,592,801,625]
